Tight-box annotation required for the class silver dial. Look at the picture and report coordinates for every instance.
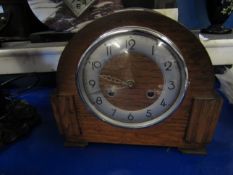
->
[77,26,188,128]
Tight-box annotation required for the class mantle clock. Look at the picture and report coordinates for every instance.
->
[51,9,222,154]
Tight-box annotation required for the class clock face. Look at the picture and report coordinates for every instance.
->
[77,26,188,128]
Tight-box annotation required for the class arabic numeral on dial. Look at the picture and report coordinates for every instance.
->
[164,61,172,71]
[126,39,136,50]
[111,109,116,116]
[88,80,95,88]
[160,99,167,107]
[146,109,152,118]
[89,61,102,70]
[152,45,155,55]
[96,97,102,105]
[106,45,112,56]
[168,81,175,90]
[128,113,134,121]
[152,40,160,55]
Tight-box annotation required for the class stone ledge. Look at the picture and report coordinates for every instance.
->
[0,32,232,74]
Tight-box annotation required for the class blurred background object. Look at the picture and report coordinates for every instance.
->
[121,0,178,21]
[27,0,123,32]
[201,0,232,34]
[122,0,177,9]
[216,67,233,104]
[0,0,49,41]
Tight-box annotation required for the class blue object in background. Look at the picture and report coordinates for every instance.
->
[177,0,233,29]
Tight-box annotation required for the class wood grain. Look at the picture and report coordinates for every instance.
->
[51,95,81,141]
[99,52,163,111]
[185,95,223,144]
[52,10,222,152]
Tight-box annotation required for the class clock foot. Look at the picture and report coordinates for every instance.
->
[178,147,207,155]
[64,140,88,147]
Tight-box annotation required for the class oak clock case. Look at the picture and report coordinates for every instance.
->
[52,9,223,153]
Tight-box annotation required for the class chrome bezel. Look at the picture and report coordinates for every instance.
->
[76,26,188,128]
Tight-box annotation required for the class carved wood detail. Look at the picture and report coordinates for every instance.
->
[185,94,223,144]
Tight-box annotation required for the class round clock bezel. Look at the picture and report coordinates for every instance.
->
[76,26,189,128]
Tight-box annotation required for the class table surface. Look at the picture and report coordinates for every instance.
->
[0,87,233,175]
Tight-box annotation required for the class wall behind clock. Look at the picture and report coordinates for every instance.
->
[177,0,233,29]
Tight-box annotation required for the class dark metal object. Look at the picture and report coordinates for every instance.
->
[0,95,40,148]
[122,0,177,9]
[0,0,49,40]
[122,0,155,8]
[201,0,232,34]
[29,32,74,43]
[0,73,41,148]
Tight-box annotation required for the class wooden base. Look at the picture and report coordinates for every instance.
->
[52,93,222,154]
[179,147,207,155]
[64,139,207,155]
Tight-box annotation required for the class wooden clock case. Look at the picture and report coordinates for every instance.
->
[51,9,223,154]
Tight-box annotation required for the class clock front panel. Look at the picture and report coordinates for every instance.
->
[77,27,188,128]
[52,9,221,152]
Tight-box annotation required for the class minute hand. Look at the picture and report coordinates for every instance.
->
[100,74,135,88]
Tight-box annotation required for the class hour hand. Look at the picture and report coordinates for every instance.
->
[100,74,135,88]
